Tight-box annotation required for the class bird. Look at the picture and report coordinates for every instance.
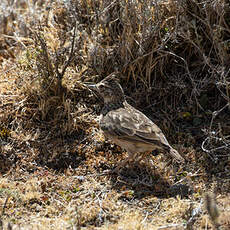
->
[87,73,185,172]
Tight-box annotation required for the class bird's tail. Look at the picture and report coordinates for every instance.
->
[169,148,185,163]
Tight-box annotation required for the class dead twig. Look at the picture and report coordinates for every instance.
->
[1,195,10,217]
[204,193,220,230]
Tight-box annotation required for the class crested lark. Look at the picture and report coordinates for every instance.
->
[88,74,185,171]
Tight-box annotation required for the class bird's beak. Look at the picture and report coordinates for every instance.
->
[84,83,98,92]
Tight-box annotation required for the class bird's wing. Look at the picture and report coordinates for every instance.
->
[100,107,170,149]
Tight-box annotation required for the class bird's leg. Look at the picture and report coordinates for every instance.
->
[112,151,134,173]
[128,152,139,165]
[136,151,154,168]
[127,152,148,166]
[134,152,147,164]
[130,153,142,166]
[112,158,129,173]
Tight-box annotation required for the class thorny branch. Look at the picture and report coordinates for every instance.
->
[201,103,230,161]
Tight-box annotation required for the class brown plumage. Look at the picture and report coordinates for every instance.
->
[88,74,185,171]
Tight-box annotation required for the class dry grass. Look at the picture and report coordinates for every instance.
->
[0,0,230,229]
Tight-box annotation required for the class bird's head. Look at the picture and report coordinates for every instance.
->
[87,74,125,104]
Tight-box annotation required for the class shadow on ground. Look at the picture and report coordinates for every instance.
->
[34,131,87,171]
[104,162,192,200]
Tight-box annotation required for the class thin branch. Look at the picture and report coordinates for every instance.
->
[59,23,78,79]
[1,195,10,217]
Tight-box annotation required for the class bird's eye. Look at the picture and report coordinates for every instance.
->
[98,84,105,90]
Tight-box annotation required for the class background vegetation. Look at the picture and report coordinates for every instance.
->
[0,0,230,229]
